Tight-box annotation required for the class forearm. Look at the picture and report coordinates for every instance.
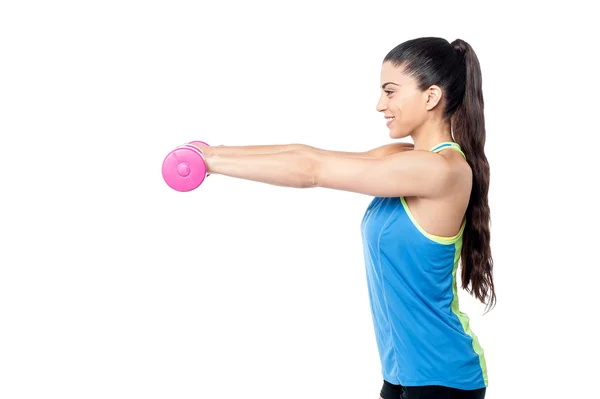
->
[203,148,316,188]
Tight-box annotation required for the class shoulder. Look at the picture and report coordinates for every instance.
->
[434,148,473,194]
[393,148,469,196]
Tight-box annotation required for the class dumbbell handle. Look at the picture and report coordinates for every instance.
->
[187,141,210,176]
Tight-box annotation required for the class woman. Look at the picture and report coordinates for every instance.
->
[193,37,495,399]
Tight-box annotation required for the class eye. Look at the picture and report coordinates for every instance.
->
[384,90,394,96]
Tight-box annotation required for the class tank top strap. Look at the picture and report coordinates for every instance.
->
[429,142,466,159]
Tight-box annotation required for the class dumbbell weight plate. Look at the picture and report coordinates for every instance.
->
[162,145,207,192]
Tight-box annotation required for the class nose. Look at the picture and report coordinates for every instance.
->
[376,93,387,113]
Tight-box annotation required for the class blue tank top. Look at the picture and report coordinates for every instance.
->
[360,142,488,390]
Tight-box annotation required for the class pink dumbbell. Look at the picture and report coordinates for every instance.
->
[162,141,209,192]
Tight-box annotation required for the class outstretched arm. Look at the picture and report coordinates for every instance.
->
[197,145,454,198]
[204,142,413,158]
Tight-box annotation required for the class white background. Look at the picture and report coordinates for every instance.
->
[1,1,598,398]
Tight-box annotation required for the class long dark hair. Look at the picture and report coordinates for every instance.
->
[384,37,496,312]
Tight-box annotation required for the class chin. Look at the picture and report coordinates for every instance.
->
[389,129,409,140]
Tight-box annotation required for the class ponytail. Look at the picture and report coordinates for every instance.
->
[451,39,496,312]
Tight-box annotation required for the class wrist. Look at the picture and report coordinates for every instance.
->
[199,146,213,173]
[200,145,213,158]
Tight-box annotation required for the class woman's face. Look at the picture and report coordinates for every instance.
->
[376,62,429,139]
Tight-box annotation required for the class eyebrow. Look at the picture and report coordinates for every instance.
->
[381,82,400,89]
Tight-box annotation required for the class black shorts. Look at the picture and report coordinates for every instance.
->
[380,380,486,399]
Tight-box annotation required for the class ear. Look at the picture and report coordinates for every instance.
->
[424,85,443,111]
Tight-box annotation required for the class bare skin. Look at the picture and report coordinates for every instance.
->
[202,141,414,159]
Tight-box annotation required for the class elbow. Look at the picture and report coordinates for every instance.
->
[293,149,319,188]
[303,171,319,188]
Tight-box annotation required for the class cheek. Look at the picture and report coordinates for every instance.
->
[389,100,405,121]
[391,101,415,127]
[394,97,424,125]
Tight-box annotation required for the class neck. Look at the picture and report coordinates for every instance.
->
[411,118,453,151]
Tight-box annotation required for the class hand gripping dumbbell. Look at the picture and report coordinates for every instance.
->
[162,141,210,192]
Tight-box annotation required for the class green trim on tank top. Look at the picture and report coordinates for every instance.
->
[399,197,466,245]
[430,141,466,159]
